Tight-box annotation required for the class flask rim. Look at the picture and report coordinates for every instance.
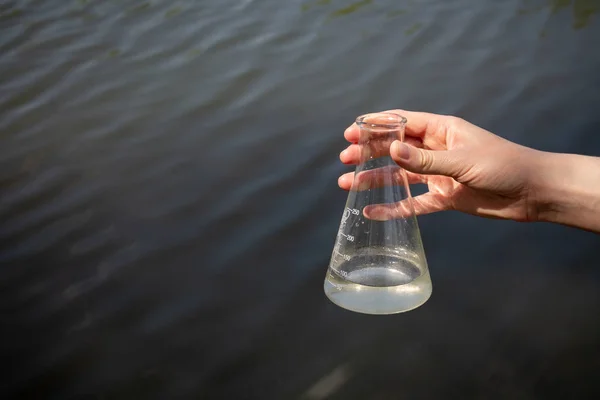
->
[355,112,407,130]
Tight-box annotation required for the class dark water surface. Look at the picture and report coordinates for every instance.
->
[2,0,600,398]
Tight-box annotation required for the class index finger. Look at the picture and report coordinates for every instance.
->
[344,109,448,144]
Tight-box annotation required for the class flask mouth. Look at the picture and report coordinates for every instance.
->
[355,112,407,131]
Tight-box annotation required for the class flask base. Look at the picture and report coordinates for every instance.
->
[324,268,432,315]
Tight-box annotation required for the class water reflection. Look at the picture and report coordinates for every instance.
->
[301,0,420,34]
[521,0,598,29]
[165,7,182,18]
[404,22,422,35]
[328,0,373,18]
[550,0,599,28]
[302,0,404,18]
[300,0,598,31]
[2,0,598,30]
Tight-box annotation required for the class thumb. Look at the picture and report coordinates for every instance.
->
[391,141,468,178]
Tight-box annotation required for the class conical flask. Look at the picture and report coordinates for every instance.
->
[324,112,432,315]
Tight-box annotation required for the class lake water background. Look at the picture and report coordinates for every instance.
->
[2,0,600,398]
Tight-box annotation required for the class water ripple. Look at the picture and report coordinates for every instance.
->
[1,0,600,398]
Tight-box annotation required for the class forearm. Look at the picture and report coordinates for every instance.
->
[532,150,600,233]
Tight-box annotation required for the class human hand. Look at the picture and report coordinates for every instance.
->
[338,110,544,222]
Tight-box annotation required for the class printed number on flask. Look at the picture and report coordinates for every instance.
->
[339,233,354,242]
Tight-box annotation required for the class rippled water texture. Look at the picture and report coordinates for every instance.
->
[2,0,600,398]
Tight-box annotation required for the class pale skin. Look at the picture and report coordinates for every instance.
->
[338,109,600,234]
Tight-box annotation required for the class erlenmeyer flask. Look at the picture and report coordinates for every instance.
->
[324,112,432,315]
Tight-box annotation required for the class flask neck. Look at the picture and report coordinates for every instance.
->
[355,112,407,165]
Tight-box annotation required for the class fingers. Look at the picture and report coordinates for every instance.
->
[338,168,426,191]
[390,141,469,179]
[344,109,451,144]
[340,137,423,165]
[380,109,444,139]
[363,192,449,220]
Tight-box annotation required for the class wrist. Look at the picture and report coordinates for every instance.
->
[530,150,600,231]
[529,150,569,224]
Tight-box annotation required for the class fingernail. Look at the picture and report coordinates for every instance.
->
[392,141,410,161]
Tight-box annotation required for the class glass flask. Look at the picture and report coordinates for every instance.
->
[324,112,432,315]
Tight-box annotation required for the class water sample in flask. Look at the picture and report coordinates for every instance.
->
[324,112,432,315]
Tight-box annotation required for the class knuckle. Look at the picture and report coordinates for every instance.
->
[419,150,435,171]
[448,115,466,125]
[446,116,466,132]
